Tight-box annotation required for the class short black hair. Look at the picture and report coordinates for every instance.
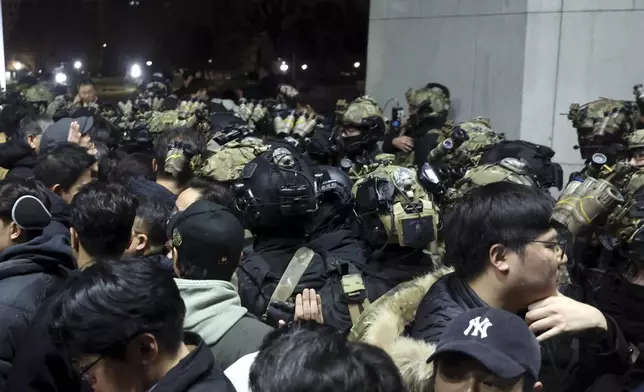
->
[34,143,97,192]
[17,116,52,142]
[250,322,406,392]
[135,198,170,249]
[108,153,155,183]
[444,182,555,280]
[186,177,233,208]
[49,259,185,359]
[153,127,203,185]
[187,78,208,95]
[78,78,95,88]
[70,182,138,259]
[0,178,50,240]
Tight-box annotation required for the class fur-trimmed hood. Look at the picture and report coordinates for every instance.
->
[349,267,452,392]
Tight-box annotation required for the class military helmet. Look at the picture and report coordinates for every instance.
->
[24,83,54,104]
[340,96,385,156]
[628,129,644,150]
[352,164,439,249]
[568,99,637,160]
[406,83,451,122]
[446,158,537,203]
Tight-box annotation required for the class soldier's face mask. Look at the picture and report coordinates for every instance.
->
[355,176,436,249]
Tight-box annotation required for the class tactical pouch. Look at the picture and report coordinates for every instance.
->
[341,274,370,325]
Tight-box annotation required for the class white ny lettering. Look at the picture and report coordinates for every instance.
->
[463,316,493,338]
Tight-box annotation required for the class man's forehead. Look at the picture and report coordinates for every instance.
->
[538,228,558,241]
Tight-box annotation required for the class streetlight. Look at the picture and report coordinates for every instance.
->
[208,59,213,64]
[146,61,153,67]
[103,43,107,48]
[13,61,23,71]
[353,61,361,69]
[74,61,82,70]
[279,61,289,73]
[55,72,67,84]
[130,64,142,78]
[301,64,308,71]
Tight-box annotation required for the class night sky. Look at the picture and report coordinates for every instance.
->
[3,0,369,76]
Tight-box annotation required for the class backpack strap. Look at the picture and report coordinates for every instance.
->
[341,274,371,325]
[261,247,316,322]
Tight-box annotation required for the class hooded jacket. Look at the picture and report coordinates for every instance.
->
[42,190,72,238]
[0,235,75,390]
[410,273,632,392]
[175,279,272,371]
[152,332,236,392]
[348,268,452,392]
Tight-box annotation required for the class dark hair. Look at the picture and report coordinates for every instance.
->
[250,322,406,392]
[17,116,52,142]
[78,79,95,88]
[70,182,138,259]
[108,153,155,183]
[34,143,97,192]
[444,182,555,280]
[187,78,208,95]
[186,177,233,208]
[153,127,203,185]
[135,199,170,249]
[0,178,50,241]
[430,353,536,392]
[49,259,185,358]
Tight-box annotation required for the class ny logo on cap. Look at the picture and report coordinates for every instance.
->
[464,316,493,339]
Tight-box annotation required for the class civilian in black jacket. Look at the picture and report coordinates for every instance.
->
[34,143,96,238]
[49,259,235,392]
[0,117,52,179]
[409,182,631,392]
[0,179,74,390]
[5,181,138,392]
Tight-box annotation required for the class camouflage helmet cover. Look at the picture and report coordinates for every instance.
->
[342,96,383,127]
[24,83,54,104]
[405,84,451,119]
[628,129,644,150]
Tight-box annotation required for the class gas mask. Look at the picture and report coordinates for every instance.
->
[353,166,439,249]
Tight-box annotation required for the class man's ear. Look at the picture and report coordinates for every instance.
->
[151,158,158,173]
[172,247,181,277]
[135,234,149,252]
[489,243,510,273]
[70,227,80,252]
[9,222,22,241]
[128,333,159,365]
[51,184,62,196]
[533,381,543,392]
[27,135,36,149]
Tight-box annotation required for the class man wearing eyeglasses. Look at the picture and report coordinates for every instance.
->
[407,182,631,392]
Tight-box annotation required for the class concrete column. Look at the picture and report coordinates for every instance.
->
[367,0,644,180]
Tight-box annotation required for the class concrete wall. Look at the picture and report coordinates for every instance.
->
[367,0,644,180]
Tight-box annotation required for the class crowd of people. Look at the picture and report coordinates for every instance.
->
[0,68,643,392]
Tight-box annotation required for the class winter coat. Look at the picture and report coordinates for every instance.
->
[0,235,75,390]
[176,278,272,370]
[151,332,236,392]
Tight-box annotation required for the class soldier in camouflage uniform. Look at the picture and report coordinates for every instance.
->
[383,83,451,168]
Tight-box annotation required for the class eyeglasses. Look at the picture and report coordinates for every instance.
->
[532,239,567,254]
[74,353,105,383]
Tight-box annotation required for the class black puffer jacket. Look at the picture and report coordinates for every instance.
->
[42,190,72,238]
[0,235,75,390]
[0,139,36,179]
[410,273,632,392]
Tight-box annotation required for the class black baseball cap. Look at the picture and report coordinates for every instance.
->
[167,200,244,280]
[40,117,94,153]
[427,308,541,381]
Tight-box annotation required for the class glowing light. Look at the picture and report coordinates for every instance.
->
[74,61,82,70]
[279,62,289,72]
[353,62,361,69]
[130,64,142,78]
[103,43,107,48]
[146,61,153,66]
[301,64,308,71]
[13,61,24,71]
[208,59,213,64]
[55,73,68,84]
